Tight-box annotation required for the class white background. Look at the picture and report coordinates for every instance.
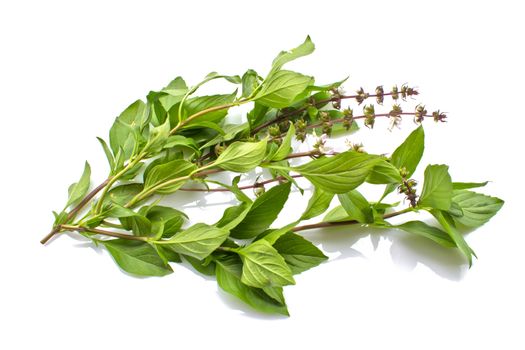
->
[1,1,524,349]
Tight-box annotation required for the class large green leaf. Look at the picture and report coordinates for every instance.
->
[254,70,314,108]
[238,240,295,288]
[291,151,382,194]
[214,139,267,173]
[449,190,504,227]
[273,232,328,274]
[230,182,291,239]
[215,254,289,316]
[103,239,173,277]
[66,161,91,207]
[157,223,229,260]
[419,164,453,210]
[143,159,196,194]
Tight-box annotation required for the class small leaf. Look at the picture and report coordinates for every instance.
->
[143,159,196,194]
[230,182,292,239]
[290,151,381,194]
[241,69,260,98]
[157,223,229,260]
[382,126,425,196]
[449,190,504,227]
[96,137,115,172]
[140,205,187,238]
[215,254,289,316]
[271,122,295,161]
[238,240,295,288]
[104,183,144,206]
[103,239,173,277]
[254,70,314,108]
[66,161,91,207]
[109,100,148,156]
[452,181,489,190]
[419,164,453,210]
[214,139,267,173]
[273,232,328,274]
[300,187,334,220]
[337,190,373,224]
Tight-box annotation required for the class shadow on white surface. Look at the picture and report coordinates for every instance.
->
[304,225,468,281]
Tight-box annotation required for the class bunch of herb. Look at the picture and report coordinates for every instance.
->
[41,36,503,316]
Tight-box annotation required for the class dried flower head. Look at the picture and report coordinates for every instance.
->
[375,85,384,104]
[356,87,369,105]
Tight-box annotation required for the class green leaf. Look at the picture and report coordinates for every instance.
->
[322,205,351,222]
[431,210,476,267]
[452,181,489,190]
[268,35,315,76]
[367,160,403,184]
[143,159,196,194]
[172,92,237,125]
[214,139,267,173]
[66,161,91,207]
[96,137,115,172]
[215,254,289,316]
[391,126,425,176]
[144,120,170,154]
[104,183,144,206]
[140,205,187,238]
[103,239,173,277]
[271,122,295,161]
[184,255,216,276]
[259,221,300,245]
[290,151,381,194]
[337,190,373,223]
[199,123,249,150]
[109,100,147,156]
[157,223,229,260]
[215,202,253,232]
[247,103,269,130]
[389,220,456,248]
[254,70,314,108]
[449,190,504,227]
[241,69,260,98]
[382,126,425,196]
[230,182,292,239]
[419,164,453,210]
[238,240,295,288]
[300,187,334,220]
[273,232,328,274]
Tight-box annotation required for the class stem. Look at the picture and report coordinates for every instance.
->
[179,175,303,192]
[250,91,403,135]
[61,224,149,241]
[40,178,110,244]
[305,112,434,131]
[292,208,412,232]
[94,153,145,214]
